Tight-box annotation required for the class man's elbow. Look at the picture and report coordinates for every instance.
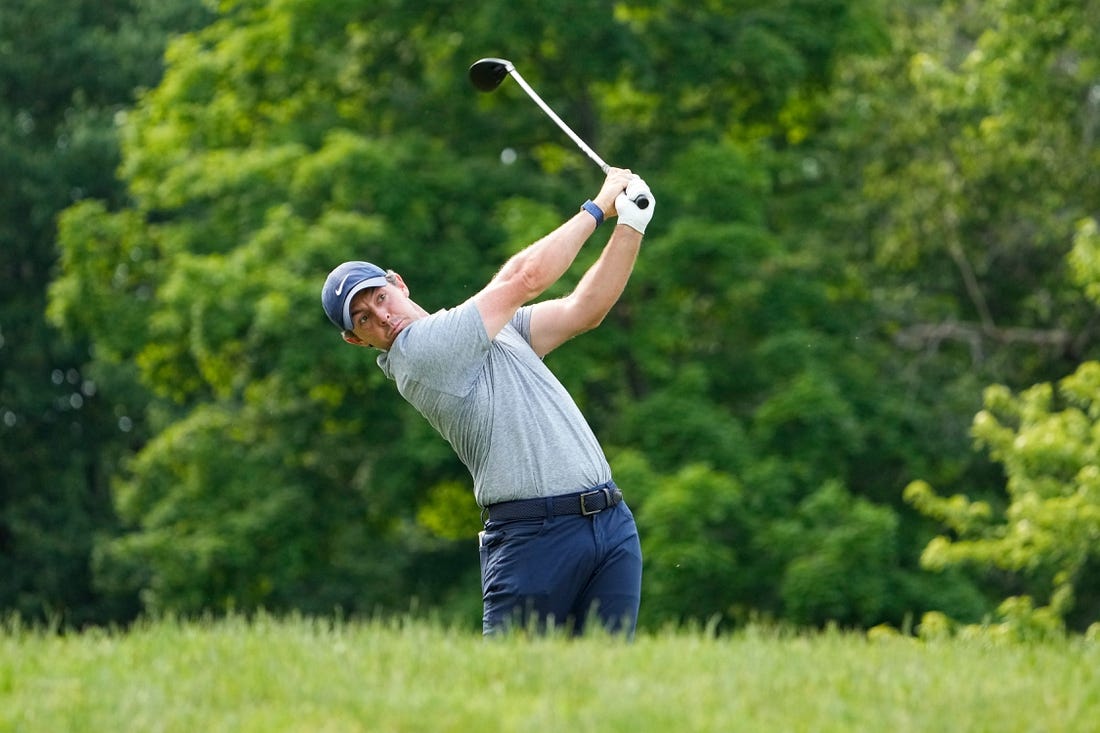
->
[576,307,611,333]
[521,265,553,301]
[492,265,546,306]
[564,289,618,332]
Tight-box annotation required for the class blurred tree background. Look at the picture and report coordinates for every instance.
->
[0,0,214,624]
[3,0,1098,633]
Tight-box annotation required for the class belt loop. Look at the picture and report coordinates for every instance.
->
[544,496,554,519]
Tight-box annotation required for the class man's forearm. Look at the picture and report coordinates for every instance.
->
[567,223,643,325]
[492,211,597,301]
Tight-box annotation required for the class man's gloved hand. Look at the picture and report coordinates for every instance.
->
[616,176,655,235]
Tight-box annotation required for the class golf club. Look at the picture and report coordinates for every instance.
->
[469,57,650,209]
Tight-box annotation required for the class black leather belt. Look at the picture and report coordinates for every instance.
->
[485,483,622,523]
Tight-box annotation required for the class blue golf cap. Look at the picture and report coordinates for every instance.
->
[321,261,389,331]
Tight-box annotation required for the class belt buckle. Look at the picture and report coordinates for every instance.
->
[580,488,610,516]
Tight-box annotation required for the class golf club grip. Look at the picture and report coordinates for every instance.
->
[600,163,650,209]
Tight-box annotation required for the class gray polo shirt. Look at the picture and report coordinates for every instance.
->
[377,300,612,506]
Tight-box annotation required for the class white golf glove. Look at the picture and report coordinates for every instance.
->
[616,176,655,235]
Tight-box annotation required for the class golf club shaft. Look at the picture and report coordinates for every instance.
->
[506,68,611,173]
[470,58,649,209]
[506,68,649,209]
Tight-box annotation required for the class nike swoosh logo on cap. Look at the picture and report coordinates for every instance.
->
[334,273,352,296]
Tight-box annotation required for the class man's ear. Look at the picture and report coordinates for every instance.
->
[342,331,370,348]
[391,271,409,296]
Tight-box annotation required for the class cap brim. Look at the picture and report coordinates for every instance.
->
[341,276,389,331]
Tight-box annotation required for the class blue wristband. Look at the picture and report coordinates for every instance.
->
[581,200,604,227]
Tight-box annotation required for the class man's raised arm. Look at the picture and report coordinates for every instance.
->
[527,176,655,356]
[470,169,635,341]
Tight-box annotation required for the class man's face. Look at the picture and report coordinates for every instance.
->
[344,277,418,350]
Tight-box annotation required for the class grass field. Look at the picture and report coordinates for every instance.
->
[2,615,1097,732]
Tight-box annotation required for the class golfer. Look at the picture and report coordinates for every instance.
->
[321,168,654,636]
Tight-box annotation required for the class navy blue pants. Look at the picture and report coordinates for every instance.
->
[479,498,642,637]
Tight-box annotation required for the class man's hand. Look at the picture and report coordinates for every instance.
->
[616,176,655,234]
[592,168,635,221]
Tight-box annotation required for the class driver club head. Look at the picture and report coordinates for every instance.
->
[469,57,514,92]
[465,56,647,209]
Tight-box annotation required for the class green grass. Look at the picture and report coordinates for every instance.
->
[1,615,1097,732]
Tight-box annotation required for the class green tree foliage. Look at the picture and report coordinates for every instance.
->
[0,0,212,624]
[906,215,1100,634]
[826,0,1100,384]
[895,0,1100,634]
[627,459,770,628]
[627,0,1100,629]
[50,0,536,615]
[33,0,1099,632]
[778,481,898,627]
[906,362,1100,633]
[46,0,907,625]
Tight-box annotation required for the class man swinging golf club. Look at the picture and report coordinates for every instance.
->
[321,166,654,636]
